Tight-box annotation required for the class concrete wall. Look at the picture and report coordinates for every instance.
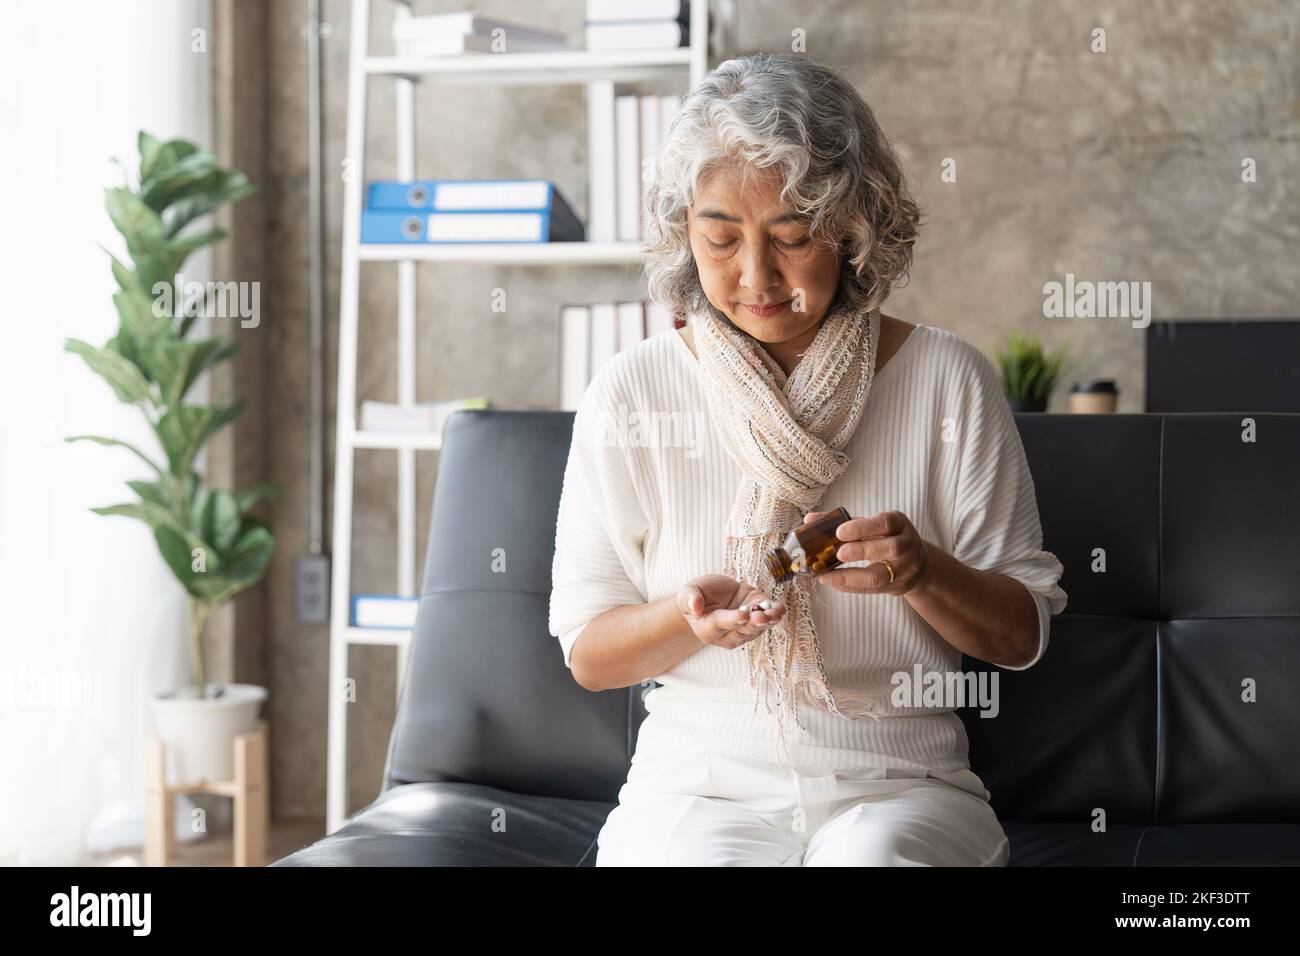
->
[218,0,1299,822]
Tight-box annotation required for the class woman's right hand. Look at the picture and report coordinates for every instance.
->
[675,574,786,650]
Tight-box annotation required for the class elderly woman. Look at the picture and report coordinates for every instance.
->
[548,52,1067,866]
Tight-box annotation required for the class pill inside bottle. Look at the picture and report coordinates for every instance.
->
[763,507,852,584]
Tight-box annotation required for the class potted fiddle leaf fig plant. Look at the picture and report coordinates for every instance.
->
[64,131,278,786]
[993,331,1068,413]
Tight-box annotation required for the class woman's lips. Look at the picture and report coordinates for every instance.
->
[740,300,791,316]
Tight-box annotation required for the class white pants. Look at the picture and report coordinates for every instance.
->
[595,750,1010,867]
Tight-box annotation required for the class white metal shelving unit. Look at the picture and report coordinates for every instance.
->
[325,0,711,834]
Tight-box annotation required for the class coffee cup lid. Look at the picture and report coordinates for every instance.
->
[1072,379,1117,393]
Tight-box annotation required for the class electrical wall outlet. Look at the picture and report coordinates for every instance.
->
[295,554,331,624]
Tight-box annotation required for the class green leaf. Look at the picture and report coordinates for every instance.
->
[1021,360,1042,400]
[147,229,228,290]
[139,337,238,408]
[64,435,164,476]
[1037,348,1067,401]
[113,285,171,344]
[105,187,165,260]
[1006,357,1023,398]
[126,479,169,508]
[235,481,281,513]
[139,137,200,188]
[90,500,181,534]
[104,249,137,292]
[154,522,221,598]
[162,228,226,266]
[176,310,199,340]
[105,334,128,360]
[189,486,210,533]
[154,507,274,606]
[131,255,177,301]
[155,402,244,476]
[178,470,200,520]
[140,150,222,210]
[163,172,256,237]
[138,131,164,182]
[108,287,169,383]
[201,490,242,557]
[190,340,241,387]
[221,525,274,586]
[64,338,154,404]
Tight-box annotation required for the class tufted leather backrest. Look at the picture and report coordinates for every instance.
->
[384,409,1300,822]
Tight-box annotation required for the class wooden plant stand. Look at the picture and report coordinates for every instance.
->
[144,719,269,866]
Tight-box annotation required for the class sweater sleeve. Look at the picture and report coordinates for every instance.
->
[548,368,650,670]
[948,342,1068,671]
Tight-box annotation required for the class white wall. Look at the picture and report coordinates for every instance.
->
[0,0,213,864]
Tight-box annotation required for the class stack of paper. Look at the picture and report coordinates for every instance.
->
[393,12,570,56]
[586,0,690,51]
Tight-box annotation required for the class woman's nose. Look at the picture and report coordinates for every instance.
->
[738,243,781,295]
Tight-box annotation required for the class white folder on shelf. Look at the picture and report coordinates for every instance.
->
[615,95,641,242]
[589,303,619,379]
[617,301,646,351]
[559,305,591,412]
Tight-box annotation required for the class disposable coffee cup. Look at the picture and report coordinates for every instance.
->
[1070,379,1118,414]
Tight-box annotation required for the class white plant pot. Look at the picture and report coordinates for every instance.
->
[149,683,268,787]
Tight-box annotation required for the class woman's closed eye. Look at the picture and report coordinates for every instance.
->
[703,235,811,255]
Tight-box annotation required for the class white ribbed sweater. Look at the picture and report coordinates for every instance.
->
[548,322,1068,772]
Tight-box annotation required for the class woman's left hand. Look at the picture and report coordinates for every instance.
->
[802,510,931,596]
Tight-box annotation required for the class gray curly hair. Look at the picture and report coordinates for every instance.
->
[643,52,921,323]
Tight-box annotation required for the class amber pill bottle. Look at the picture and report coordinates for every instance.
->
[764,507,852,583]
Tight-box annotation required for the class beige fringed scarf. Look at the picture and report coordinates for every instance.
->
[693,299,884,770]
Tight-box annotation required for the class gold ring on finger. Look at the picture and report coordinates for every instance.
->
[877,559,896,585]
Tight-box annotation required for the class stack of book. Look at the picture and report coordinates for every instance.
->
[559,301,684,410]
[360,179,584,244]
[359,396,492,434]
[392,11,570,56]
[585,0,690,51]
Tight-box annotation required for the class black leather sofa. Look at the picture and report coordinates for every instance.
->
[273,409,1300,866]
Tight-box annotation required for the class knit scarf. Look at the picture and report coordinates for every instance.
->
[693,298,884,770]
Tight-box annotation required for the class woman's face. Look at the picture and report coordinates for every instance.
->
[687,163,841,349]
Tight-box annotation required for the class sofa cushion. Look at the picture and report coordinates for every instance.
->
[272,782,613,866]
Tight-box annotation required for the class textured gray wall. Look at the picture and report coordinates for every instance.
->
[244,0,1299,821]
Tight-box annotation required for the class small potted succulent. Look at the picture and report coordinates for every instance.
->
[993,331,1068,413]
[64,132,277,786]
